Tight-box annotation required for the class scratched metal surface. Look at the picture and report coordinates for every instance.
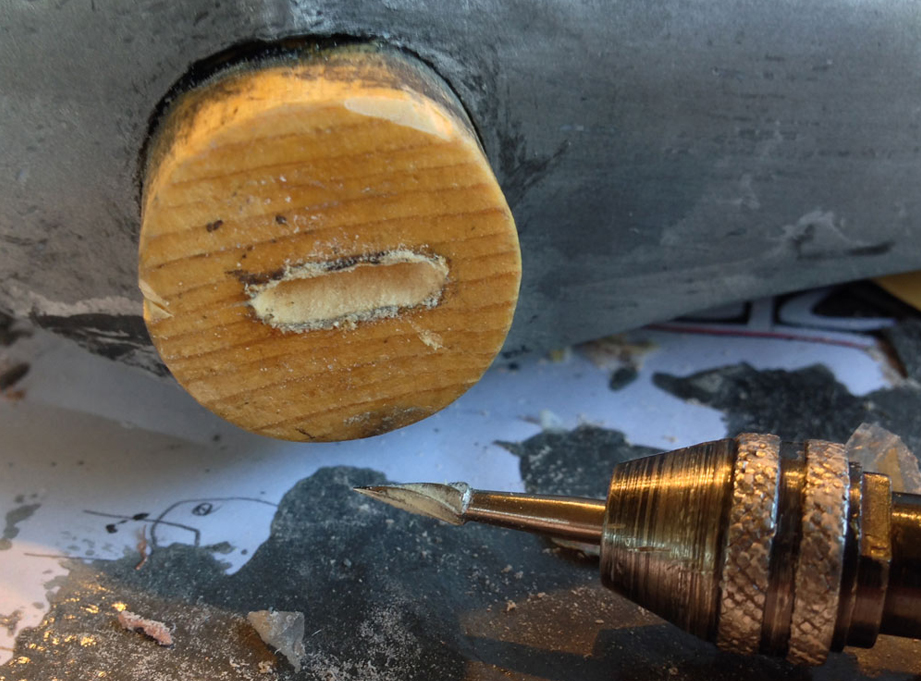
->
[1,288,921,678]
[2,1,921,371]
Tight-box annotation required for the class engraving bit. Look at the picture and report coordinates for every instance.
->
[355,434,921,664]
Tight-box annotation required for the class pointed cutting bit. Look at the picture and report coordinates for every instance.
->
[355,482,606,543]
[354,482,472,526]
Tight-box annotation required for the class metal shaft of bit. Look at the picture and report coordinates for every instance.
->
[354,482,606,544]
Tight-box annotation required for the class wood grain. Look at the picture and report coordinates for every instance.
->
[139,46,521,441]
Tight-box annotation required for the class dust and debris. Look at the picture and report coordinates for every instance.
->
[135,527,149,571]
[0,610,22,635]
[865,343,908,388]
[575,334,655,392]
[247,610,305,672]
[418,329,443,350]
[521,409,567,432]
[0,467,606,680]
[499,425,657,499]
[882,317,921,382]
[608,365,639,391]
[0,312,31,347]
[1,388,25,403]
[409,321,444,350]
[138,279,172,321]
[547,347,572,363]
[4,557,276,679]
[0,362,28,392]
[0,502,40,551]
[578,334,657,374]
[537,409,566,433]
[204,541,235,555]
[117,610,173,647]
[653,361,921,461]
[846,423,921,494]
[0,362,27,400]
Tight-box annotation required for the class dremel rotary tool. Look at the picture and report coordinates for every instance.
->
[356,433,921,665]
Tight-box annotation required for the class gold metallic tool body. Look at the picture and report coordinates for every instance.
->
[356,434,921,664]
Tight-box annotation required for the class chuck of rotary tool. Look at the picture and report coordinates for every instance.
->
[601,434,921,664]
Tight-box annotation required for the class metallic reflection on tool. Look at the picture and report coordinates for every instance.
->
[355,434,921,665]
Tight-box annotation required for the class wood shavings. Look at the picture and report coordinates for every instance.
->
[135,527,148,571]
[577,334,657,370]
[117,610,173,646]
[409,320,444,350]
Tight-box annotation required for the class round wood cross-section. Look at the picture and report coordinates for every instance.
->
[138,46,521,442]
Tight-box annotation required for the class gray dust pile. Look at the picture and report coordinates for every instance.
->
[653,362,921,455]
